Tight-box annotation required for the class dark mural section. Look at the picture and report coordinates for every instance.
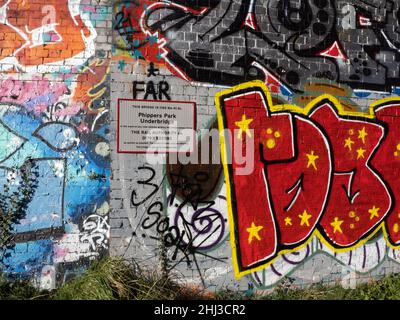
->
[117,0,400,93]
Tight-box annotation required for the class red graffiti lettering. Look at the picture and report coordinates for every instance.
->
[216,81,400,278]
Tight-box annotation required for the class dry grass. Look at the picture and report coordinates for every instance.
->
[261,274,400,300]
[54,257,212,300]
[2,258,400,300]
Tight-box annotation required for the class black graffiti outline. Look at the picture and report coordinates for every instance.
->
[217,84,396,274]
[131,166,160,207]
[130,165,228,286]
[135,0,400,92]
[32,121,79,152]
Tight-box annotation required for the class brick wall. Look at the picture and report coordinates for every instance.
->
[2,0,400,293]
[0,0,112,290]
[110,0,400,292]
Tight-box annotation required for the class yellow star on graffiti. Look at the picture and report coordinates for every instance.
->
[235,114,253,139]
[344,137,355,151]
[298,210,312,227]
[356,147,366,159]
[284,217,292,226]
[246,222,263,244]
[330,217,344,234]
[306,150,319,170]
[358,127,368,144]
[368,206,380,220]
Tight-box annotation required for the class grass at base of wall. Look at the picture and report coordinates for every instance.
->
[260,274,400,300]
[1,258,400,300]
[0,274,51,300]
[54,258,210,300]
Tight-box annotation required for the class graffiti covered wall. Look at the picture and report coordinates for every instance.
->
[0,0,112,289]
[110,0,400,292]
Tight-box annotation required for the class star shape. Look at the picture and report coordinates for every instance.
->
[358,127,368,144]
[356,147,366,159]
[246,222,263,244]
[306,150,319,170]
[368,206,380,220]
[298,210,312,227]
[330,217,344,234]
[235,114,253,139]
[344,137,355,151]
[284,217,292,226]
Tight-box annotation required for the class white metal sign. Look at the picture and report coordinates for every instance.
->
[117,99,196,153]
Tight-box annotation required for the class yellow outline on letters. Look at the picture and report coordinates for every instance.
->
[215,80,400,279]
